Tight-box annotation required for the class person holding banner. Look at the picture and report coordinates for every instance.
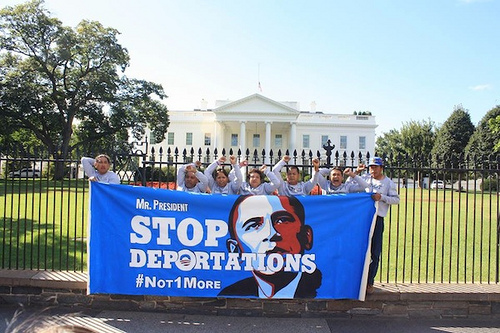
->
[318,166,369,194]
[272,156,321,196]
[363,156,400,295]
[81,155,120,184]
[176,161,209,193]
[239,163,281,195]
[219,195,322,298]
[204,155,243,195]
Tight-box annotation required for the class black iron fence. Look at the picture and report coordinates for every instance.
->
[1,144,499,284]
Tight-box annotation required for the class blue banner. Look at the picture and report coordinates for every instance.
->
[88,182,376,300]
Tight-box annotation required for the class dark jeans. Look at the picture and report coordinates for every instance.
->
[368,215,384,285]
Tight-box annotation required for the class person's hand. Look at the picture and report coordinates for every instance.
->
[194,161,202,168]
[356,164,366,174]
[312,158,320,171]
[218,156,227,164]
[239,160,248,167]
[229,155,237,165]
[283,155,291,163]
[259,164,267,172]
[88,176,98,182]
[371,193,382,201]
[344,168,355,178]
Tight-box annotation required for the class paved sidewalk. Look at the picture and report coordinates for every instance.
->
[2,269,500,318]
[2,306,500,333]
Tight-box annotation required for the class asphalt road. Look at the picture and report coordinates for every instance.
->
[1,305,500,333]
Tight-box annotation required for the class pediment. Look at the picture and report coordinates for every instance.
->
[214,94,300,116]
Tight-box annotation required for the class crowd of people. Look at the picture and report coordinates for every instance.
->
[81,154,400,296]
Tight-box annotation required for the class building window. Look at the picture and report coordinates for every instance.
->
[253,134,260,148]
[167,132,174,145]
[359,136,366,150]
[340,136,347,149]
[186,132,193,146]
[149,135,156,145]
[204,133,211,146]
[321,135,329,147]
[303,135,310,149]
[231,134,238,146]
[275,134,282,148]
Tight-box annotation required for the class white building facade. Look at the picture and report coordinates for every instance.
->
[148,94,377,164]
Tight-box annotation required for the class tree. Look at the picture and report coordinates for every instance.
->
[490,114,500,152]
[0,1,169,178]
[375,129,404,158]
[375,119,435,158]
[431,105,475,159]
[465,105,500,156]
[399,119,436,157]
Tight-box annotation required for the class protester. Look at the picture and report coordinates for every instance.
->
[273,156,320,195]
[204,155,243,194]
[362,156,400,295]
[81,154,120,184]
[318,165,369,194]
[176,161,209,193]
[239,162,280,195]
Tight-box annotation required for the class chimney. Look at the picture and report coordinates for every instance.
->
[310,101,317,112]
[201,99,208,111]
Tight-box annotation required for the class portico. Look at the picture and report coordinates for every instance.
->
[213,94,301,163]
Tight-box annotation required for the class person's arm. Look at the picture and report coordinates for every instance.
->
[272,156,288,178]
[379,179,400,205]
[176,164,188,188]
[195,170,209,193]
[229,156,243,192]
[262,165,280,194]
[81,157,96,179]
[344,168,370,192]
[319,167,330,177]
[204,159,220,188]
[303,158,320,194]
[317,168,329,191]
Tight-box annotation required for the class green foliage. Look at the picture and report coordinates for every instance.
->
[0,0,169,173]
[490,114,500,152]
[376,129,404,157]
[466,105,500,156]
[481,178,498,192]
[431,105,475,158]
[399,119,436,157]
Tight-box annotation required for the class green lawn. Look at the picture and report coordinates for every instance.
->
[380,187,499,283]
[0,179,89,271]
[1,180,499,282]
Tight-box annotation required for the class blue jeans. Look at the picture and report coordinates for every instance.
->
[368,216,384,285]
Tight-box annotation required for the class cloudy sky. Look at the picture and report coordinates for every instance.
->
[3,0,499,136]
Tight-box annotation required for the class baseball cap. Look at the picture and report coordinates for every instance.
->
[368,157,384,166]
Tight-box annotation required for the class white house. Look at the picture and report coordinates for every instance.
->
[148,94,377,164]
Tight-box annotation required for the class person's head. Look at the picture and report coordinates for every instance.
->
[214,167,229,187]
[184,171,199,188]
[227,195,312,273]
[286,166,301,185]
[329,167,344,187]
[248,168,265,188]
[368,157,384,180]
[94,154,111,175]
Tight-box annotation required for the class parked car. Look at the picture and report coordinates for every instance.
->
[430,180,445,189]
[8,168,41,178]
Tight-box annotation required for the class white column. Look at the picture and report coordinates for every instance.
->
[265,121,272,164]
[290,122,297,154]
[217,122,224,153]
[239,121,246,155]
